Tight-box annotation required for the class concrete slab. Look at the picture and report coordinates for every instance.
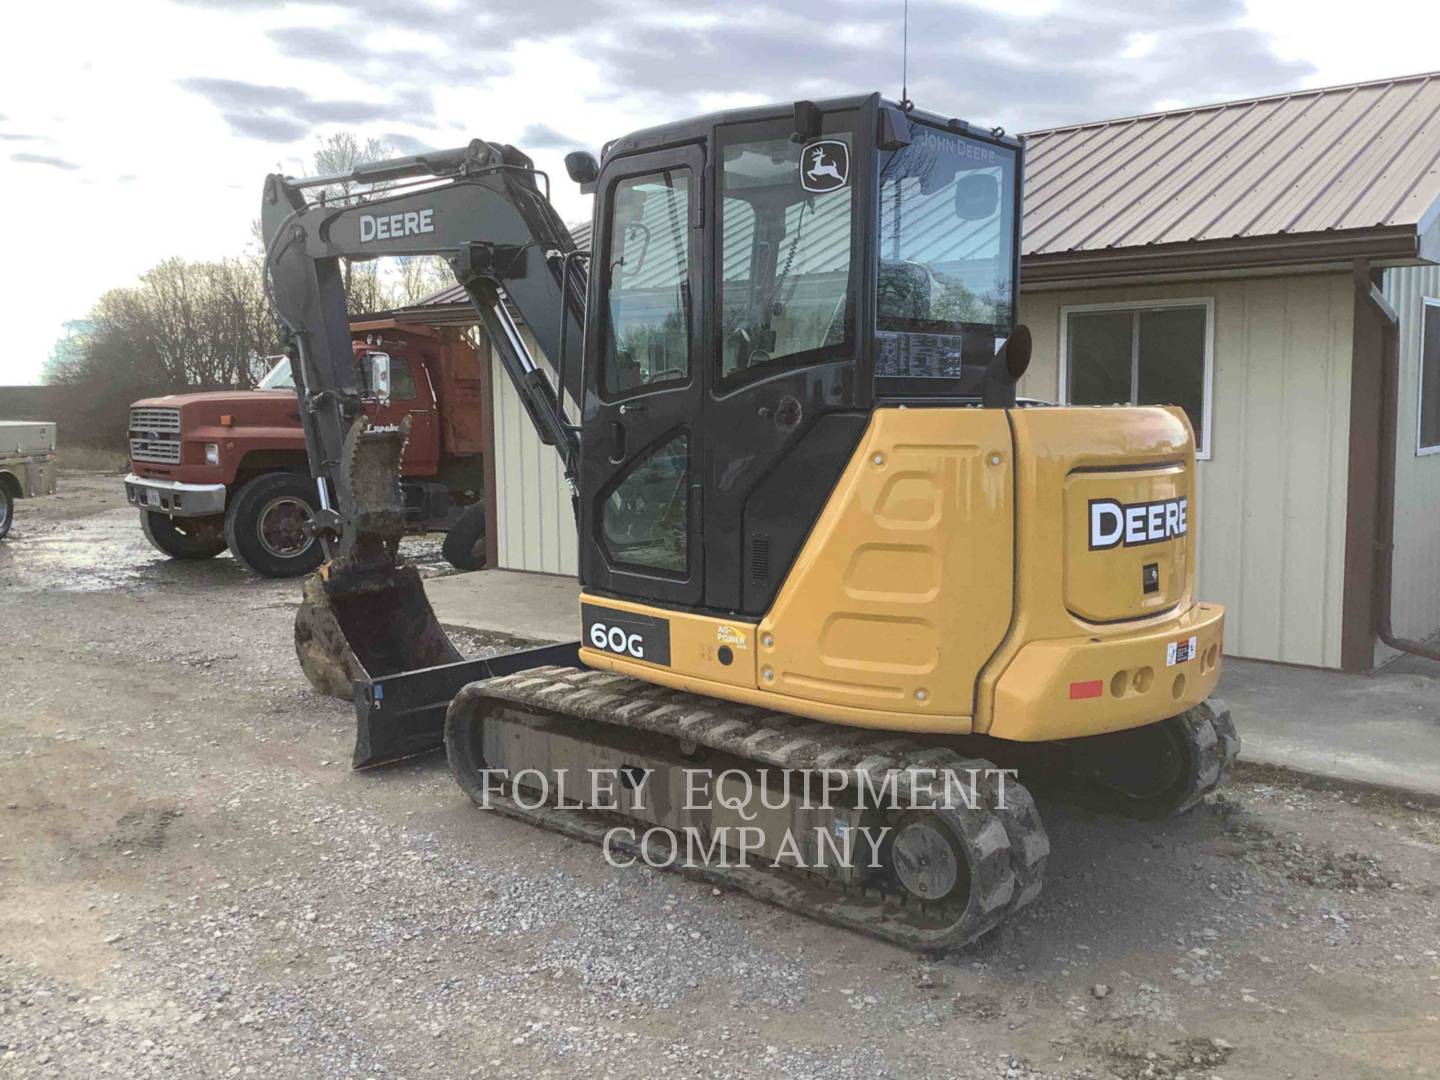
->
[425,569,580,643]
[1220,657,1440,797]
[417,570,1440,797]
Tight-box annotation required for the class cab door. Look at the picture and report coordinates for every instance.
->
[579,145,705,608]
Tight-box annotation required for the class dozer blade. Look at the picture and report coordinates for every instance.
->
[293,413,464,764]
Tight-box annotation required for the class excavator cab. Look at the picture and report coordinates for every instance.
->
[576,97,1024,620]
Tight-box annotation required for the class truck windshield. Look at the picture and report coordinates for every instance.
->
[258,357,295,390]
[878,125,1016,335]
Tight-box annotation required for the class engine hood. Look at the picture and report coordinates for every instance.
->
[129,390,302,430]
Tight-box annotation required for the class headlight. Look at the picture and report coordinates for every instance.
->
[204,443,220,465]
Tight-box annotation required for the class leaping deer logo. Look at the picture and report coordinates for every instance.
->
[807,147,843,185]
[801,141,848,192]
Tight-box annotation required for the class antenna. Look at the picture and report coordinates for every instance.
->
[901,0,912,111]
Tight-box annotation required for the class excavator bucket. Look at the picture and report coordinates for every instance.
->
[293,414,462,765]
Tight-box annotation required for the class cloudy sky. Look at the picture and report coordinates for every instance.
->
[2,0,1438,384]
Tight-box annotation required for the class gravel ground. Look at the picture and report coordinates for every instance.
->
[1,475,1438,1079]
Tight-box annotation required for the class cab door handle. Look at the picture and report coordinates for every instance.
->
[609,420,627,463]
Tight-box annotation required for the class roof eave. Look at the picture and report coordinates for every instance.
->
[1021,226,1425,285]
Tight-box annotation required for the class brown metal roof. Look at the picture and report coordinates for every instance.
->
[1021,70,1440,280]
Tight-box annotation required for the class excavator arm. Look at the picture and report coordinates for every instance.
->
[262,141,589,762]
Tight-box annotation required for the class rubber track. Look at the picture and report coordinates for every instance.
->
[1170,697,1240,816]
[447,666,1050,951]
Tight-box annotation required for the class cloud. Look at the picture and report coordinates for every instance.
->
[517,123,581,150]
[172,0,1310,151]
[12,152,79,170]
[223,112,310,143]
[379,132,436,155]
[266,25,353,62]
[178,76,435,143]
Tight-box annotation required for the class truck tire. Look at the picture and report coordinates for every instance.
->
[225,472,324,579]
[0,485,13,541]
[442,502,487,571]
[140,510,227,559]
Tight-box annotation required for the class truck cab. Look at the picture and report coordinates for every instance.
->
[125,323,488,577]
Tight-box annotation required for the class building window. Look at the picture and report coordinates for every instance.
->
[1060,299,1214,458]
[1419,298,1440,455]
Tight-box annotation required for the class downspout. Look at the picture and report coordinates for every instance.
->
[1354,260,1440,662]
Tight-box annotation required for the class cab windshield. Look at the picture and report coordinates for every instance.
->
[257,357,295,390]
[878,124,1016,335]
[719,130,854,383]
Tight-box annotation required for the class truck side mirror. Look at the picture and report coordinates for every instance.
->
[365,351,392,402]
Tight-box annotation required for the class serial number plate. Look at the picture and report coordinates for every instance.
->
[1166,635,1199,666]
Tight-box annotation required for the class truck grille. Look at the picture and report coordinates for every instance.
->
[129,407,182,464]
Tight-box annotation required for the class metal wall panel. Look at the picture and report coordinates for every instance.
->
[1382,264,1440,651]
[490,328,579,577]
[1021,272,1355,667]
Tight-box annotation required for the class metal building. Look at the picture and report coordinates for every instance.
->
[405,71,1440,671]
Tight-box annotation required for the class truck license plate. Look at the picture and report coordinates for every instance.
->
[144,489,161,507]
[1166,635,1198,666]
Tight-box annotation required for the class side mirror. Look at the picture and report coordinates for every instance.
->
[565,151,600,193]
[364,351,392,402]
[954,173,1000,221]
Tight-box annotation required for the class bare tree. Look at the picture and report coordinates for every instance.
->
[311,133,395,316]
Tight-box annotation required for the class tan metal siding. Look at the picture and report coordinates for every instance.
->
[490,328,578,576]
[1383,264,1440,647]
[1021,272,1354,667]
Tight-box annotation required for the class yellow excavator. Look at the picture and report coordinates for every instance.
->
[262,94,1237,949]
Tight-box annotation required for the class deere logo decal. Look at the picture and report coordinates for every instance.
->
[359,208,435,243]
[1089,496,1188,550]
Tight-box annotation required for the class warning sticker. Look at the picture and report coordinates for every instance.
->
[1166,635,1199,667]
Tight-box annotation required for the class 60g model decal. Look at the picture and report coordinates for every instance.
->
[1089,496,1188,550]
[580,603,672,666]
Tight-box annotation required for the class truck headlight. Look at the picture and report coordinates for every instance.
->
[205,442,221,465]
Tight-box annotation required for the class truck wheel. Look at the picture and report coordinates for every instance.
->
[0,485,13,541]
[442,502,487,571]
[225,473,324,579]
[140,510,227,559]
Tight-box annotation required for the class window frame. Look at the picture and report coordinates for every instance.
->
[1416,296,1440,457]
[1058,297,1215,461]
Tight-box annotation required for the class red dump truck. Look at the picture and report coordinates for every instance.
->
[124,321,489,577]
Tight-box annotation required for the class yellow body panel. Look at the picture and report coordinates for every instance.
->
[579,403,1225,744]
[976,405,1220,739]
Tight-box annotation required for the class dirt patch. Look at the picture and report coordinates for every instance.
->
[951,992,1004,1022]
[1220,812,1398,891]
[109,806,181,852]
[1079,1035,1233,1080]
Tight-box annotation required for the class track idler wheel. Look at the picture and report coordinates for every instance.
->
[1068,698,1239,818]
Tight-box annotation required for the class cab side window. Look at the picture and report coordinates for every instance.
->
[601,169,692,397]
[390,358,417,400]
